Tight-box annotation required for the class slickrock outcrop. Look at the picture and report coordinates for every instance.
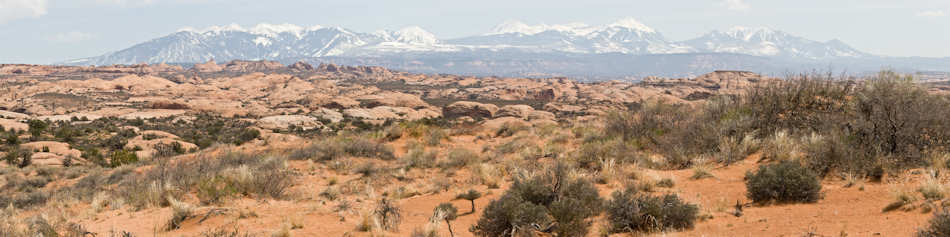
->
[258,115,324,130]
[444,101,499,120]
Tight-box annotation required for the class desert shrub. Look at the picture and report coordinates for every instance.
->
[109,149,139,167]
[154,142,185,158]
[116,151,293,209]
[3,146,32,168]
[851,72,950,169]
[196,176,236,205]
[605,189,699,233]
[27,120,48,139]
[745,160,822,203]
[801,131,879,178]
[604,100,721,169]
[473,163,602,237]
[374,199,402,231]
[198,226,254,237]
[383,125,404,141]
[573,137,637,171]
[166,197,194,230]
[4,132,19,145]
[738,73,851,137]
[289,139,345,161]
[439,148,480,169]
[344,137,395,160]
[472,193,551,237]
[494,136,534,155]
[402,147,437,169]
[918,210,950,237]
[495,122,529,138]
[425,128,447,146]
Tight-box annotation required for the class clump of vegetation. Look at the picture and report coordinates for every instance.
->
[432,203,458,237]
[115,151,293,209]
[439,148,480,169]
[745,160,822,203]
[402,147,438,169]
[473,163,602,237]
[289,135,395,161]
[455,189,482,214]
[166,197,194,230]
[918,209,950,237]
[605,189,699,233]
[109,149,139,167]
[374,198,403,231]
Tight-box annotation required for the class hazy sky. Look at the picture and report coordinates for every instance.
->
[1,0,948,63]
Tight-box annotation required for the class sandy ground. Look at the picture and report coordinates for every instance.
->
[64,151,935,237]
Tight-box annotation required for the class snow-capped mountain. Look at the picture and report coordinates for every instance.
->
[73,23,457,65]
[66,18,950,78]
[680,26,871,60]
[447,18,690,54]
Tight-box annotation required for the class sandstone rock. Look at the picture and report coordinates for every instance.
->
[311,108,344,123]
[289,61,315,71]
[118,109,187,120]
[125,131,199,159]
[323,97,360,110]
[223,60,285,72]
[343,107,400,121]
[481,117,531,132]
[21,141,82,159]
[192,59,224,72]
[0,119,27,132]
[357,92,430,109]
[0,110,29,119]
[496,105,535,119]
[444,101,498,120]
[258,115,324,130]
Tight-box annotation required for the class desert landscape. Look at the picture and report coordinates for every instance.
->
[3,1,950,236]
[0,60,949,236]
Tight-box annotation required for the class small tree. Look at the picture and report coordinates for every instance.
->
[455,189,482,213]
[27,119,48,140]
[433,203,458,237]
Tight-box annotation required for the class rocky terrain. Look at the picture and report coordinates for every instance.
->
[1,61,949,237]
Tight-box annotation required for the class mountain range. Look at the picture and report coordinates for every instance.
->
[67,18,950,79]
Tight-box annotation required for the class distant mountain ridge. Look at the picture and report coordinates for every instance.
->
[67,18,950,78]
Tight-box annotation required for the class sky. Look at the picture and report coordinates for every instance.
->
[1,0,948,64]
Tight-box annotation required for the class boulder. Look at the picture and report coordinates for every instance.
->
[496,105,535,119]
[443,101,498,120]
[311,108,344,123]
[258,115,324,130]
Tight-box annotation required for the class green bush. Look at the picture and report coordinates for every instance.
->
[471,193,551,237]
[745,160,822,203]
[472,164,602,236]
[605,190,699,233]
[3,146,32,168]
[109,150,139,167]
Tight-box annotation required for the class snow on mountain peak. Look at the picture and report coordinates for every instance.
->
[249,23,305,38]
[393,26,439,44]
[490,20,545,35]
[723,26,780,41]
[177,23,323,38]
[607,17,656,33]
